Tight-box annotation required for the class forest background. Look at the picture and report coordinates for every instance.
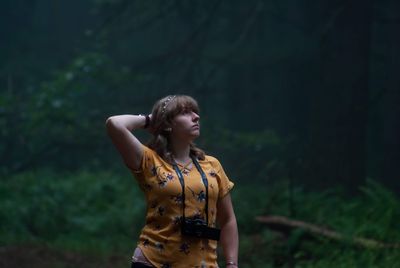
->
[1,0,400,267]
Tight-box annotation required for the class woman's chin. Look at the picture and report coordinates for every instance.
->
[190,131,200,139]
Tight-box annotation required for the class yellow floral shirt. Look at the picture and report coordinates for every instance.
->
[131,145,234,268]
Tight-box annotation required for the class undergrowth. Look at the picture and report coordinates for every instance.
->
[0,170,399,267]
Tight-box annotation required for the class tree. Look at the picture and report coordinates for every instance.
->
[305,0,373,193]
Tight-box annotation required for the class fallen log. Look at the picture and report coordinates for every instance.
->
[256,215,400,249]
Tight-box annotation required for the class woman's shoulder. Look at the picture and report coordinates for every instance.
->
[141,144,157,158]
[202,154,222,167]
[204,154,218,161]
[142,144,155,153]
[141,144,168,164]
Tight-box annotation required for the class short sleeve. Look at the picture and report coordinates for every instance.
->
[210,157,234,198]
[130,145,157,179]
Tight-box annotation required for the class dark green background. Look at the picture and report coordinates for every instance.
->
[1,0,399,267]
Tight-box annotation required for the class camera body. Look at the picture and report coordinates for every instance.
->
[181,217,220,241]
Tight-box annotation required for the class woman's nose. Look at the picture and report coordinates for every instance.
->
[192,112,200,121]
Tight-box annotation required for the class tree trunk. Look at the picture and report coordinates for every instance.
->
[305,0,373,193]
[381,1,400,193]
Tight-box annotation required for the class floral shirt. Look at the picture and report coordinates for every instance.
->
[131,145,234,268]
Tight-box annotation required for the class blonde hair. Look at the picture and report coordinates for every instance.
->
[147,95,205,163]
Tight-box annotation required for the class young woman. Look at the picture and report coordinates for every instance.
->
[106,95,239,268]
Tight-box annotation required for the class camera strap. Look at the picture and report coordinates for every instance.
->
[172,156,209,225]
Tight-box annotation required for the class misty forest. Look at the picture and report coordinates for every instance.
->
[1,0,400,267]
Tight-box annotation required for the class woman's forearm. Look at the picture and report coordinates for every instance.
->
[105,114,148,170]
[220,218,239,267]
[106,114,146,131]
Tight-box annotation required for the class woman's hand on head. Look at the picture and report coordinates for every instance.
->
[146,114,155,134]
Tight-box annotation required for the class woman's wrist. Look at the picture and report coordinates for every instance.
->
[138,114,151,129]
[226,261,238,267]
[138,114,150,128]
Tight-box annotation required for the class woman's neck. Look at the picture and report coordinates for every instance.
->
[170,138,191,163]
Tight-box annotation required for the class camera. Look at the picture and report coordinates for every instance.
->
[181,217,220,241]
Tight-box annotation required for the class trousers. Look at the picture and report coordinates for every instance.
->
[131,247,154,268]
[131,262,154,268]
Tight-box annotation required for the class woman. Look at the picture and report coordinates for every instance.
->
[106,95,239,268]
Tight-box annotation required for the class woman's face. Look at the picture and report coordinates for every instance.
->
[171,109,200,140]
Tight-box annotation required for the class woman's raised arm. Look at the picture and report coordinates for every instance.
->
[105,114,148,171]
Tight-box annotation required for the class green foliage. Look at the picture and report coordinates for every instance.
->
[0,50,155,174]
[231,179,400,267]
[1,3,399,266]
[0,169,145,255]
[1,170,400,267]
[203,127,288,183]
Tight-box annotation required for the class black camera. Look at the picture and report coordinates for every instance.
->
[181,217,220,241]
[173,158,221,241]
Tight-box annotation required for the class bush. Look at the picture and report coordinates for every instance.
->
[1,170,400,267]
[0,169,145,255]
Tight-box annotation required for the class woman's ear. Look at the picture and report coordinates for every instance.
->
[160,127,172,137]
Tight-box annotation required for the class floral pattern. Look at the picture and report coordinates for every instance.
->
[132,146,234,268]
[179,242,190,255]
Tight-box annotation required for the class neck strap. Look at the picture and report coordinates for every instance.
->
[172,156,209,225]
